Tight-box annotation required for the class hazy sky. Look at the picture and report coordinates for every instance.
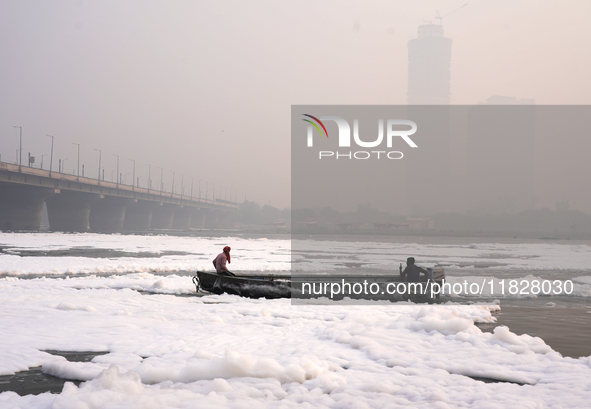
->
[1,1,590,209]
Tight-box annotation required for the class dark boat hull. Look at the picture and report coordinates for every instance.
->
[194,271,291,299]
[193,270,445,302]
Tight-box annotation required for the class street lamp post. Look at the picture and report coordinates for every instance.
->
[113,154,119,188]
[72,143,80,177]
[13,126,22,172]
[171,171,175,197]
[94,149,101,184]
[129,159,135,191]
[146,164,151,192]
[46,135,54,177]
[157,167,164,195]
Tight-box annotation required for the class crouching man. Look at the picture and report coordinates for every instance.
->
[213,246,235,277]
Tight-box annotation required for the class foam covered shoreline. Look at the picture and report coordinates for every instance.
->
[1,233,591,407]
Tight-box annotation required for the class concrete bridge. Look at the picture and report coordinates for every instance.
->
[0,162,239,232]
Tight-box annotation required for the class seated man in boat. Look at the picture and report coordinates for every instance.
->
[213,246,235,276]
[399,257,428,283]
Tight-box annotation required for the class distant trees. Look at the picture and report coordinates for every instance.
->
[432,208,591,233]
[237,200,591,234]
[238,201,290,225]
[555,199,570,211]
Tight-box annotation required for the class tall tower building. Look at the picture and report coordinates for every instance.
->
[407,24,452,104]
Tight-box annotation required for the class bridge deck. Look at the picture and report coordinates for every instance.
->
[0,161,237,210]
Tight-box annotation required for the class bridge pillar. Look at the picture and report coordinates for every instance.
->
[204,210,221,229]
[0,183,57,231]
[123,200,156,231]
[190,209,207,229]
[89,196,132,232]
[172,206,192,230]
[46,191,100,232]
[151,203,179,230]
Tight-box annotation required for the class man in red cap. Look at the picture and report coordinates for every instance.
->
[212,246,235,276]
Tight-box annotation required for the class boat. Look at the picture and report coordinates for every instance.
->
[192,271,292,299]
[192,267,445,302]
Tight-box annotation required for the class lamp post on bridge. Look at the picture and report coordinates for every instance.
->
[157,167,164,195]
[171,170,175,197]
[113,154,119,188]
[13,126,22,172]
[180,174,184,200]
[72,143,80,178]
[129,159,135,191]
[94,149,101,185]
[146,164,151,192]
[46,135,54,177]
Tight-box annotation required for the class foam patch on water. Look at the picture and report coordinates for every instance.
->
[2,233,591,278]
[43,348,328,385]
[1,234,591,407]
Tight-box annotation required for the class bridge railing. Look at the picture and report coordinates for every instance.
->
[0,160,239,210]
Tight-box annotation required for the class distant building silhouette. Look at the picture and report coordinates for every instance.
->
[407,24,452,105]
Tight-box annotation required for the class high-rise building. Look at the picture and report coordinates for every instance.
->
[407,24,452,105]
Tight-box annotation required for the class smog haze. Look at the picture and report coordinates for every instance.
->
[1,1,590,211]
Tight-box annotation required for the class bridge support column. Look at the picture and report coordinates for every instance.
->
[172,206,192,230]
[190,209,207,229]
[218,211,234,229]
[151,204,179,230]
[123,200,156,231]
[89,196,132,232]
[46,191,100,232]
[0,183,57,231]
[204,210,221,229]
